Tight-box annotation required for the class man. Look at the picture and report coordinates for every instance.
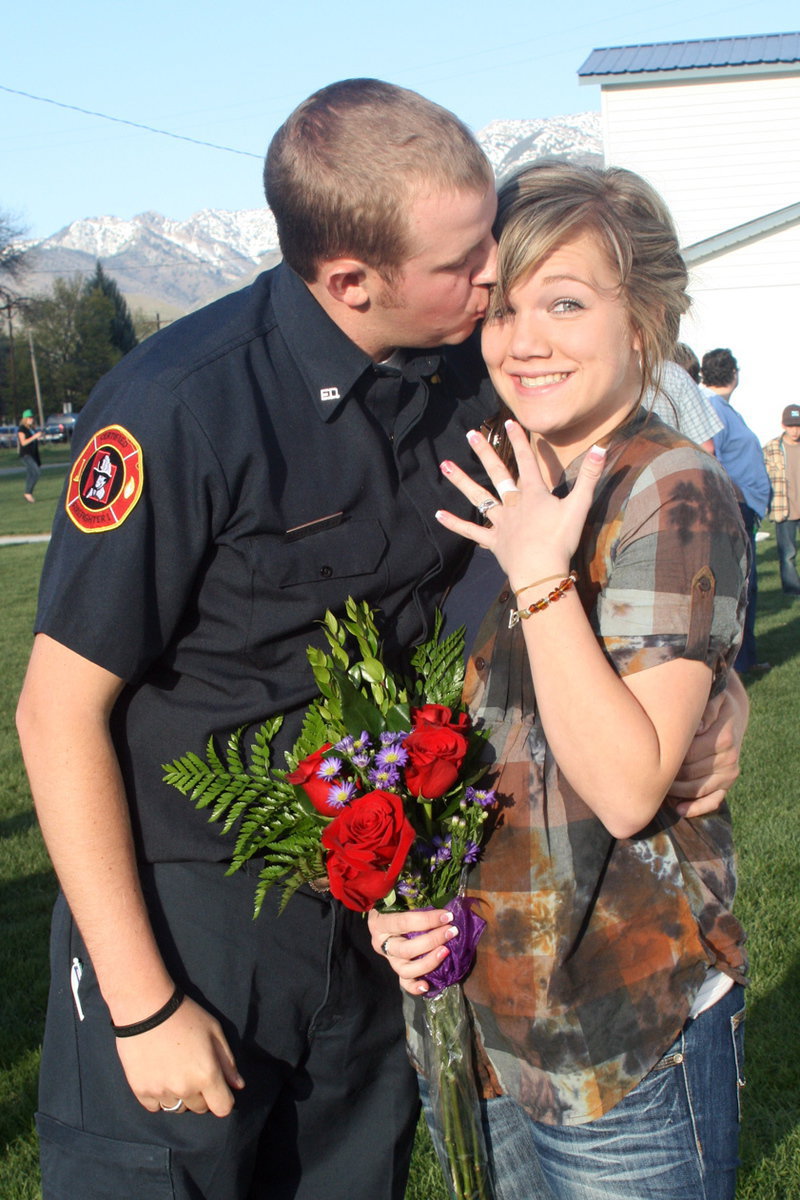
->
[17,407,43,502]
[763,403,800,596]
[701,348,771,672]
[17,80,746,1200]
[645,359,721,453]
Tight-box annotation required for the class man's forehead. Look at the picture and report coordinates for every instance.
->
[402,184,497,254]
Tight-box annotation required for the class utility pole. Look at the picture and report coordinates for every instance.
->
[28,329,44,425]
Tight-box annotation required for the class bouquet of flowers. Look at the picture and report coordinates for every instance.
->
[163,597,497,1200]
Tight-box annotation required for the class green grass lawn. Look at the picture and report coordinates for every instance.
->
[0,523,798,1198]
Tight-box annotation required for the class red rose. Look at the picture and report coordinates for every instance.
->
[411,703,472,735]
[404,720,469,800]
[321,790,415,911]
[286,744,341,816]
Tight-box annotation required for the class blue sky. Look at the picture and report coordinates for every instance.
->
[2,0,798,240]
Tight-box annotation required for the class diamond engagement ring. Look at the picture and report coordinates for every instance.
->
[381,936,397,955]
[477,497,499,516]
[159,1098,186,1113]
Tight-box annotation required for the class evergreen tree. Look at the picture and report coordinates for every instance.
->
[84,262,138,355]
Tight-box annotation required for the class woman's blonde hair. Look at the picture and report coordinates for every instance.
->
[483,162,690,456]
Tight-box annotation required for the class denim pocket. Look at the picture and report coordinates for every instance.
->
[730,1006,746,1121]
[37,1113,175,1200]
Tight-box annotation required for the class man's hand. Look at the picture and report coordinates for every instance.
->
[666,672,749,816]
[116,995,244,1116]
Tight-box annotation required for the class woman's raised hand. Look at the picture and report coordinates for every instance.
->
[437,421,606,592]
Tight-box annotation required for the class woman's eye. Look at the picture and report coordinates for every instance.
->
[552,297,583,314]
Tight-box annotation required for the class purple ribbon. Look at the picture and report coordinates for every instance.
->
[422,895,486,999]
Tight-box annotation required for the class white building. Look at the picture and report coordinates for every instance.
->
[578,32,800,444]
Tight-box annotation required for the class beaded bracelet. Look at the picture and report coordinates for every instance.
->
[508,572,578,628]
[111,987,185,1038]
[515,573,568,599]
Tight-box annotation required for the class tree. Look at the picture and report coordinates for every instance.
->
[0,210,30,305]
[1,211,34,420]
[24,275,120,410]
[84,262,138,356]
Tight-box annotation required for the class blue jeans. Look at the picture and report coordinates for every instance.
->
[775,518,800,594]
[476,984,745,1200]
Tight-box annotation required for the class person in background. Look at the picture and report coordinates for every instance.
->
[763,404,800,597]
[644,358,721,453]
[701,348,771,673]
[674,340,701,382]
[17,408,43,502]
[371,161,749,1200]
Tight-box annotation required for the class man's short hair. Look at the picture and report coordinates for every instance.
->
[264,78,493,282]
[701,348,738,388]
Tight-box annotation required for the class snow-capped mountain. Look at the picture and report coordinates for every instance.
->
[23,113,602,313]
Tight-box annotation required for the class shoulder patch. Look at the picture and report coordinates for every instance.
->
[66,425,144,533]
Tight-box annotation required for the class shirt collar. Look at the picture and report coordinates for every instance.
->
[272,264,442,421]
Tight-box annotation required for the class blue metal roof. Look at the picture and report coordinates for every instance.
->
[578,32,800,77]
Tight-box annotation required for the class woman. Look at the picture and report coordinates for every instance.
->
[17,408,43,502]
[370,163,748,1199]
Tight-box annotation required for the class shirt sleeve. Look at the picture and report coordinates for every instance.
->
[592,446,747,688]
[35,373,231,682]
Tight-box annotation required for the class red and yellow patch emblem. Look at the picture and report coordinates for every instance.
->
[66,425,144,533]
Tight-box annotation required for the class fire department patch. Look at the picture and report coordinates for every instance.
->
[66,425,144,532]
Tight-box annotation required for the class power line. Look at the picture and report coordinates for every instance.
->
[0,83,262,159]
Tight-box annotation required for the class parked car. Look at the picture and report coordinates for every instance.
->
[44,412,80,442]
[0,424,19,449]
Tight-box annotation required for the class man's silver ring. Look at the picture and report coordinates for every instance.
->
[381,936,396,956]
[496,478,520,498]
[477,497,499,516]
[159,1098,185,1113]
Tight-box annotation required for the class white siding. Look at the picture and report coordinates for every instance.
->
[601,74,800,246]
[593,65,800,445]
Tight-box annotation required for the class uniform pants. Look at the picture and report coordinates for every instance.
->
[37,861,418,1200]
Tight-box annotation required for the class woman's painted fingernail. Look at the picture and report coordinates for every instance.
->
[417,982,429,994]
[466,429,480,445]
[440,911,453,923]
[588,444,607,461]
[445,926,459,940]
[440,460,454,475]
[438,946,450,961]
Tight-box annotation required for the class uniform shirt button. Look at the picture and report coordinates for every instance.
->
[474,656,487,670]
[320,565,333,578]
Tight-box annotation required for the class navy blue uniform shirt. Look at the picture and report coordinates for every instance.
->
[36,264,495,863]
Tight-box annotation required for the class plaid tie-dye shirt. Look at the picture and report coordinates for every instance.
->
[447,415,748,1127]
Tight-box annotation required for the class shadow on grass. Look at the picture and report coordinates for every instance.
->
[0,866,55,1154]
[739,953,800,1182]
[0,811,39,840]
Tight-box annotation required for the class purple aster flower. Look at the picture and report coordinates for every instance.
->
[368,765,401,788]
[352,732,372,752]
[351,751,371,770]
[326,780,357,808]
[465,786,496,809]
[335,735,355,755]
[431,835,452,865]
[464,841,481,864]
[317,756,342,780]
[376,745,409,769]
[380,731,408,746]
[396,879,420,899]
[422,896,486,999]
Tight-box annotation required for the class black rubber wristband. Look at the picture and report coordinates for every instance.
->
[111,987,185,1037]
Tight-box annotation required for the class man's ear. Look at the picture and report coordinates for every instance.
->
[316,259,373,310]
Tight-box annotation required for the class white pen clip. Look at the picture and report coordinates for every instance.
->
[70,957,85,1021]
